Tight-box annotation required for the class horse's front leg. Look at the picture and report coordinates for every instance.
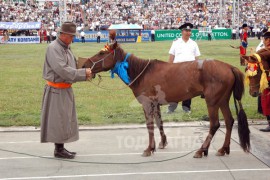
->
[142,102,156,157]
[194,106,220,158]
[154,104,168,149]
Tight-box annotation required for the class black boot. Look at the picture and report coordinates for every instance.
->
[64,148,76,155]
[260,119,270,132]
[54,143,75,159]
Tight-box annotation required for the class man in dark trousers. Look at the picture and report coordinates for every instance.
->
[167,23,201,113]
[97,31,101,43]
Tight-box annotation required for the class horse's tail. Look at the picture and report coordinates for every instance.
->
[231,67,250,152]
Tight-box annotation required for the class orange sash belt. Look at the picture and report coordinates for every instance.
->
[47,81,72,89]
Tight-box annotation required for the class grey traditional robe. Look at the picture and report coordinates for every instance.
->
[41,38,86,143]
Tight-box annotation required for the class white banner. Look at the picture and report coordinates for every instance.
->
[0,22,41,30]
[0,36,40,44]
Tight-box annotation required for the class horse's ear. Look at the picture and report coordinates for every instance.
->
[242,55,256,64]
[109,30,116,41]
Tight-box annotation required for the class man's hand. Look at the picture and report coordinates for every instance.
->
[86,68,92,80]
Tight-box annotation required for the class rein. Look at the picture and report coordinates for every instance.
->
[127,59,151,87]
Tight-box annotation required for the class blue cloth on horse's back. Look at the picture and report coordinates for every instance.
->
[111,53,131,84]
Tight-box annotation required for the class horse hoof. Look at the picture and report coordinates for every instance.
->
[142,150,152,157]
[224,147,230,155]
[203,149,208,156]
[193,152,203,158]
[158,142,168,149]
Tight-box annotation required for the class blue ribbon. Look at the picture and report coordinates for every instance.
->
[111,53,131,84]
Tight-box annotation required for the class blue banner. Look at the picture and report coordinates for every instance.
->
[141,30,151,42]
[73,30,151,43]
[0,22,41,30]
[73,31,109,43]
[115,36,138,43]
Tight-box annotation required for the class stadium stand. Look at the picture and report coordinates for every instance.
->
[0,0,269,33]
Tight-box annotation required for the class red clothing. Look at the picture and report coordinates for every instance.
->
[261,89,270,115]
[241,31,248,43]
[240,46,246,55]
[240,31,248,55]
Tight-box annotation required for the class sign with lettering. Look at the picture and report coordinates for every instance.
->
[155,29,232,41]
[0,36,40,44]
[115,36,138,43]
[0,22,41,30]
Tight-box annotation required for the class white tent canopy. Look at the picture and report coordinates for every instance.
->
[108,24,143,30]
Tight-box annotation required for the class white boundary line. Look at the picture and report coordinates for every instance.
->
[1,168,270,180]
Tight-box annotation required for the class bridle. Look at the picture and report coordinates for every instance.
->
[245,52,269,92]
[87,46,116,71]
[87,44,151,90]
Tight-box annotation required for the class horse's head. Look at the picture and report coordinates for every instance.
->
[244,48,270,97]
[83,41,124,73]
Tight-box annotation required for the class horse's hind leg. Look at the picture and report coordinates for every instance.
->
[216,103,234,156]
[154,104,168,149]
[142,102,156,157]
[194,106,220,158]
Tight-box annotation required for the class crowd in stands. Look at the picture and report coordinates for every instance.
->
[0,0,269,34]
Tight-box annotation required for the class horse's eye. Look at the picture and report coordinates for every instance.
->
[99,51,104,55]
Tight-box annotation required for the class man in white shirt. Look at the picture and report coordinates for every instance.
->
[256,28,268,52]
[51,30,57,41]
[97,31,101,43]
[232,28,237,40]
[167,23,201,113]
[80,30,85,43]
[151,29,155,42]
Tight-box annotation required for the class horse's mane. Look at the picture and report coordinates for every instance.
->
[257,48,270,61]
[113,44,165,87]
[128,54,165,87]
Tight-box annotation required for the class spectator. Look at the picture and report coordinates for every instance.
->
[151,29,155,42]
[51,30,57,41]
[232,28,237,40]
[208,32,212,41]
[80,30,85,43]
[97,30,101,43]
[46,30,51,44]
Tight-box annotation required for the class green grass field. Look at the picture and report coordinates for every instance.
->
[0,39,265,127]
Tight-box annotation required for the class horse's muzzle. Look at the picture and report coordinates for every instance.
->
[250,91,260,97]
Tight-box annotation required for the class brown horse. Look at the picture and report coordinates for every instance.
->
[243,48,270,97]
[83,42,250,157]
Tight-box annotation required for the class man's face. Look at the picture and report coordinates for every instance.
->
[182,29,191,38]
[263,37,270,48]
[63,34,75,44]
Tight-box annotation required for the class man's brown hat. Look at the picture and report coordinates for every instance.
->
[60,22,77,36]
